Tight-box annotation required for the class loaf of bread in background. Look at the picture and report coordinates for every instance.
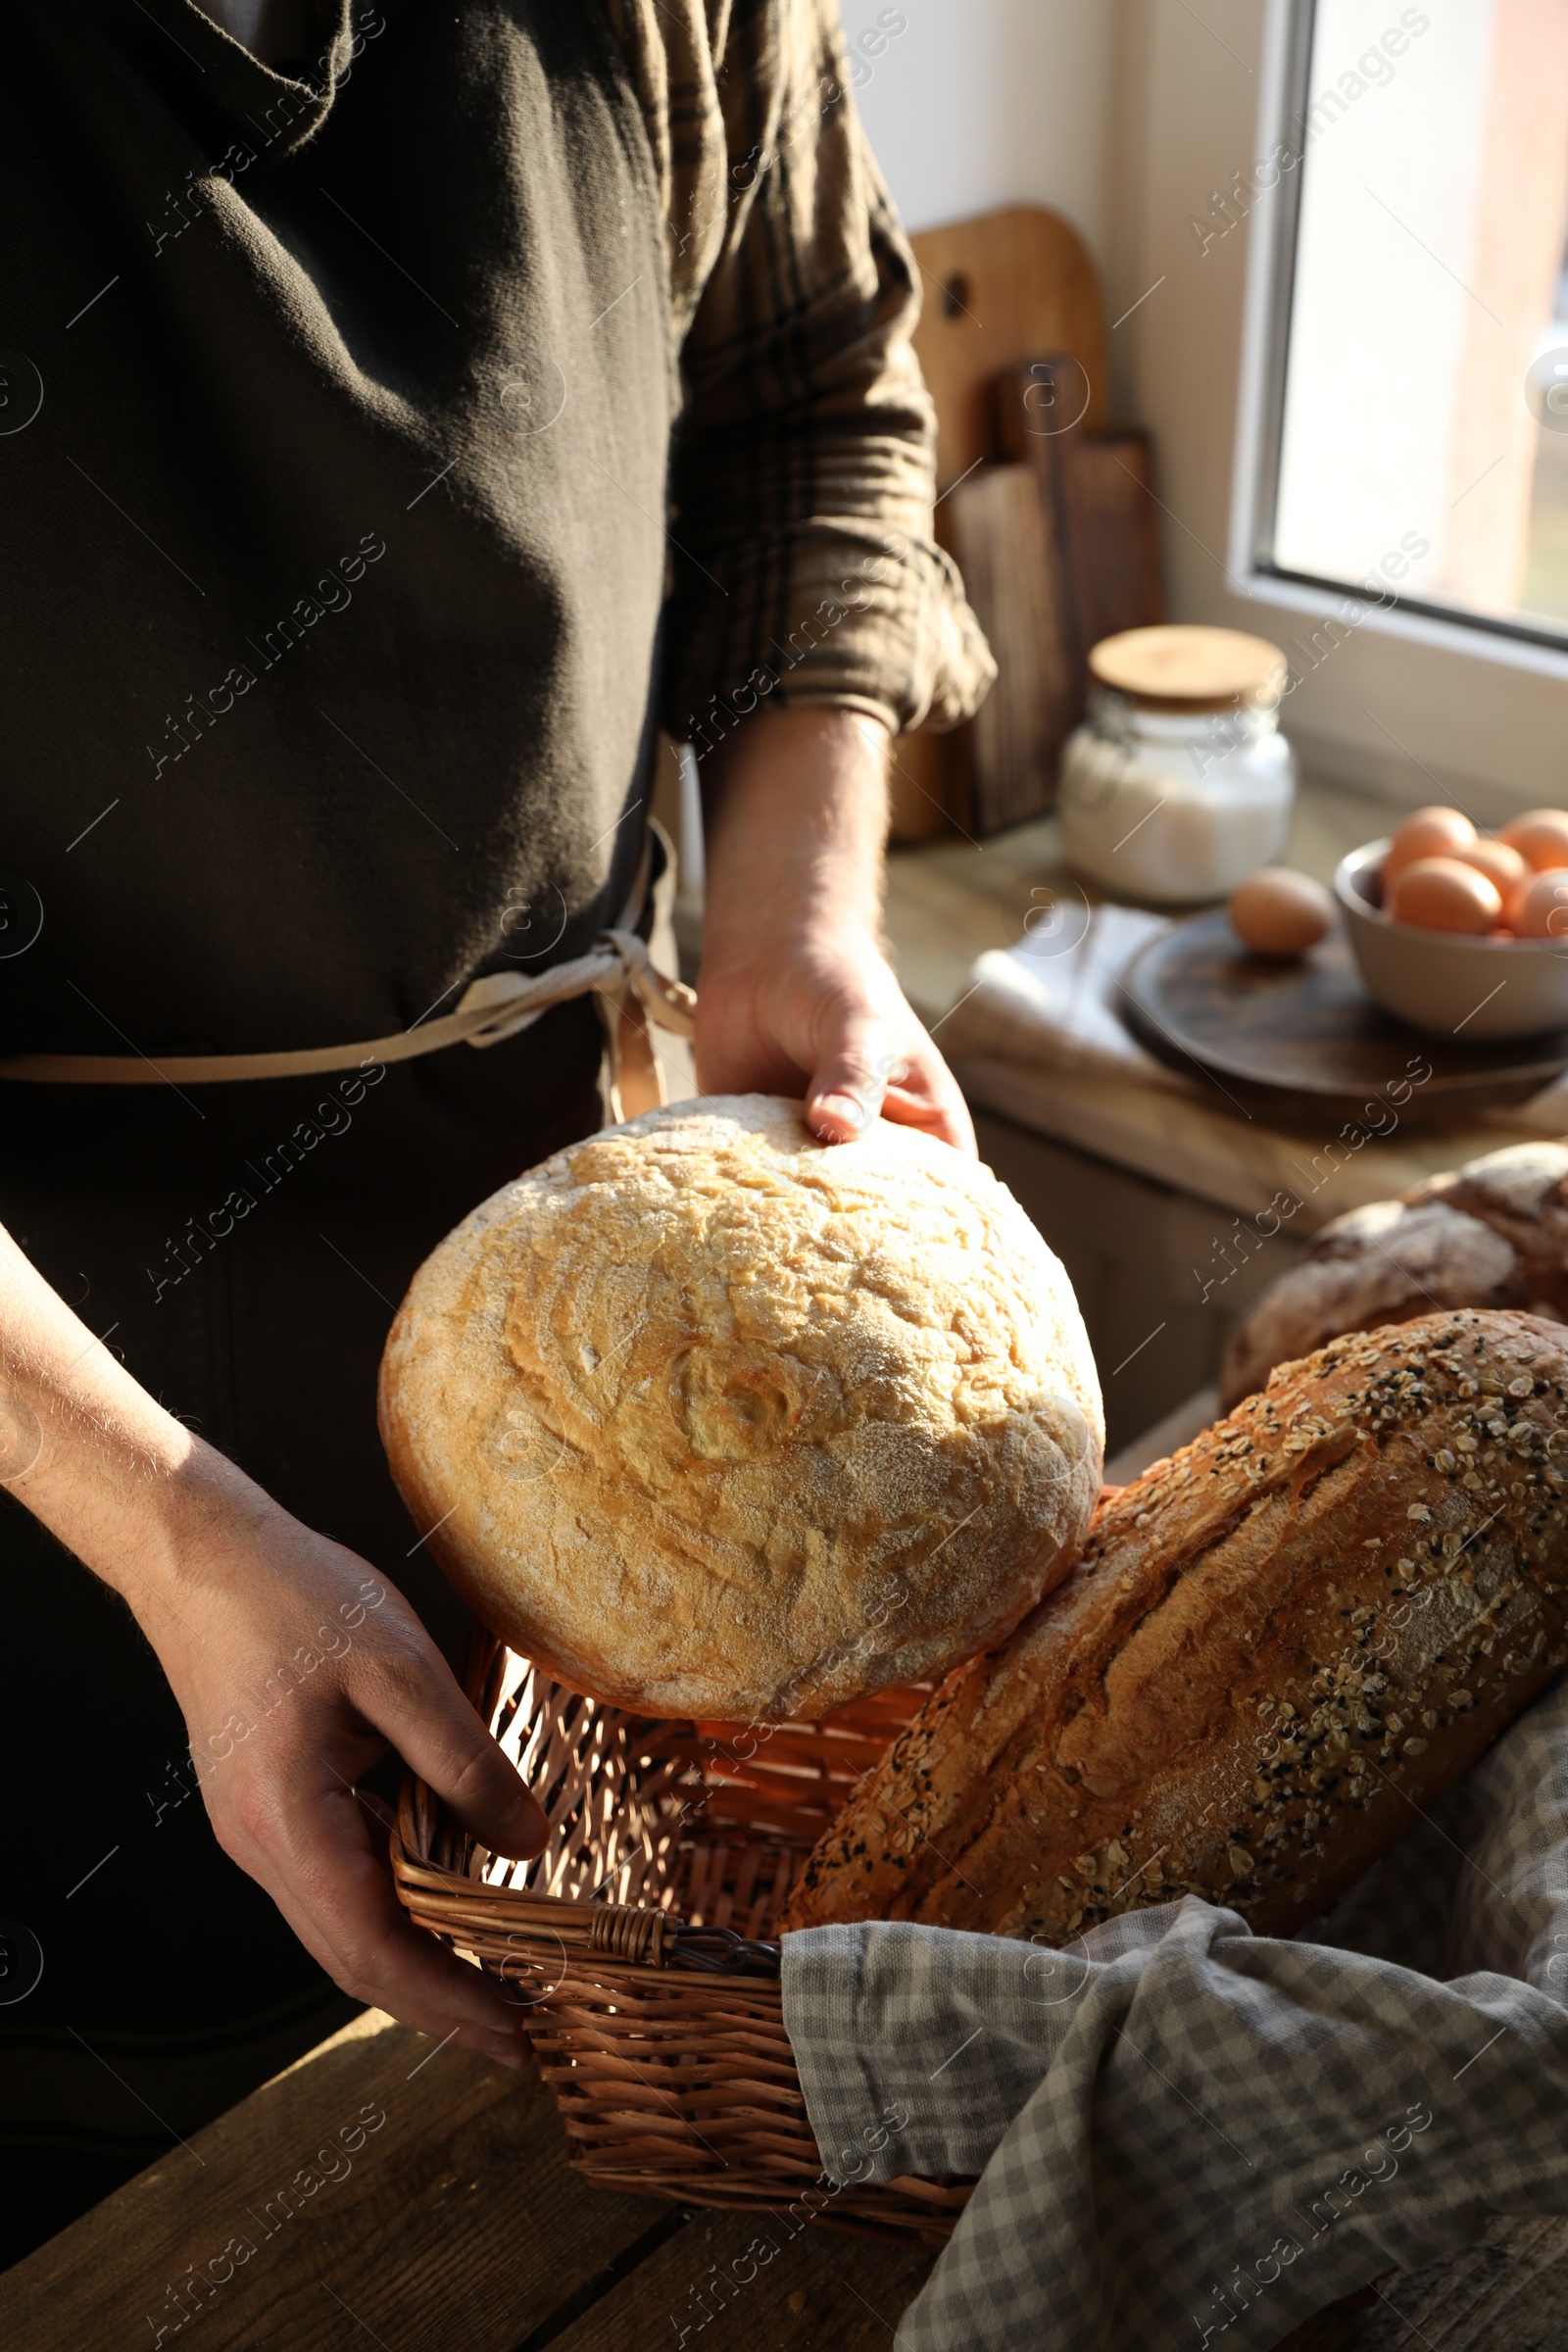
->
[784,1310,1568,1942]
[379,1096,1103,1722]
[1220,1142,1568,1410]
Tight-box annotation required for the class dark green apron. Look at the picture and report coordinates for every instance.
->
[0,0,673,2260]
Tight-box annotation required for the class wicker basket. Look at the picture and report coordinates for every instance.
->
[392,1629,973,2243]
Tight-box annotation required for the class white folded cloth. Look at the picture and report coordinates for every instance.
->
[938,901,1191,1090]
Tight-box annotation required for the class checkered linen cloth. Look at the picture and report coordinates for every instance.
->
[782,1676,1568,2350]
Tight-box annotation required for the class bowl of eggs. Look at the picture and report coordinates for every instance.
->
[1335,806,1568,1040]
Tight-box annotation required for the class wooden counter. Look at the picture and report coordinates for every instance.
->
[883,774,1561,1231]
[0,2008,935,2352]
[882,776,1568,1447]
[4,2000,1562,2351]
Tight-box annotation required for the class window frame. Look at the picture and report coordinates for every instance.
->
[1231,0,1568,684]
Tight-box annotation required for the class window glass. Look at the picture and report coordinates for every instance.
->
[1265,0,1568,646]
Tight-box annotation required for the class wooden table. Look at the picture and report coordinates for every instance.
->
[5,1999,1563,2350]
[881,775,1568,1450]
[0,2008,938,2351]
[882,773,1565,1230]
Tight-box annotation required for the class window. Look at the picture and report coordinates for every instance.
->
[1249,0,1568,653]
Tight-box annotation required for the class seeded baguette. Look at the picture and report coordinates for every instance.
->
[783,1310,1568,1942]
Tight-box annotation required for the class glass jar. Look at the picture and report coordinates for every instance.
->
[1059,689,1298,905]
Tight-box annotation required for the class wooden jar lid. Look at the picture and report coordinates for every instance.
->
[1088,625,1288,713]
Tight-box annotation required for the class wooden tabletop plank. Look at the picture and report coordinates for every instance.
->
[545,2197,937,2350]
[0,2009,673,2352]
[1265,2215,1568,2349]
[4,1995,1560,2349]
[952,1051,1526,1230]
[1358,2215,1568,2347]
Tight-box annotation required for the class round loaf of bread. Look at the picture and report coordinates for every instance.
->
[1220,1142,1568,1409]
[378,1096,1103,1719]
[785,1308,1568,1939]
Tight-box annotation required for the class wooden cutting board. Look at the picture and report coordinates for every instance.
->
[939,462,1081,835]
[935,378,1163,836]
[909,206,1109,489]
[1120,911,1568,1127]
[890,206,1110,840]
[994,357,1165,655]
[1058,427,1164,651]
[892,209,1136,841]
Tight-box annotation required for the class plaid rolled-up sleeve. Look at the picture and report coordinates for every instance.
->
[600,0,995,749]
[782,1673,1568,2350]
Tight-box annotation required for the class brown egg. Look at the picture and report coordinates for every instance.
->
[1228,867,1333,957]
[1500,809,1568,871]
[1386,857,1501,935]
[1512,867,1568,940]
[1454,837,1528,905]
[1381,806,1476,892]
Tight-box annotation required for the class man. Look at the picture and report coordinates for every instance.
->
[0,0,990,2255]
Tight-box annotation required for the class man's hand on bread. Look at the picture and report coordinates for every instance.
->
[694,705,976,1154]
[0,1223,546,2067]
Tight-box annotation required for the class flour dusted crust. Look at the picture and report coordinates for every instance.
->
[1430,1141,1568,1303]
[378,1096,1103,1719]
[1219,1200,1518,1407]
[784,1310,1568,1940]
[1220,1143,1568,1409]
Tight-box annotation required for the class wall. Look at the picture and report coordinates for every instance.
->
[839,0,1117,252]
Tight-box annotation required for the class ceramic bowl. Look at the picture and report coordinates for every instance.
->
[1335,838,1568,1041]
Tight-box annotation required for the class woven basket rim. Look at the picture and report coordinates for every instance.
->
[393,1628,928,1975]
[392,1630,974,2244]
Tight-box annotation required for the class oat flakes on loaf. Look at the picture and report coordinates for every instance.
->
[784,1309,1568,1941]
[378,1095,1103,1719]
[1220,1142,1568,1408]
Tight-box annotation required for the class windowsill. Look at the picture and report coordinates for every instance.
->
[1235,566,1568,690]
